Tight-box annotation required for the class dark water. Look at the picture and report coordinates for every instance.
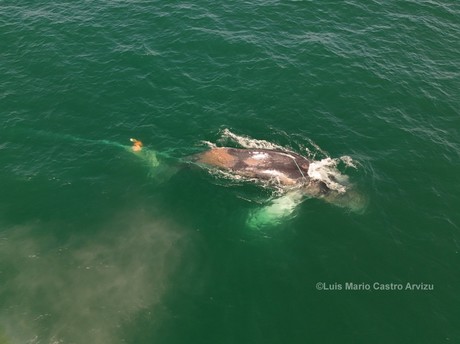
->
[1,1,459,343]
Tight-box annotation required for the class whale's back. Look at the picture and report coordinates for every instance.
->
[194,147,310,185]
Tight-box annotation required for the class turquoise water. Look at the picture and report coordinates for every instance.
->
[1,1,459,343]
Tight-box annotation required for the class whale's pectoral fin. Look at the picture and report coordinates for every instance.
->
[246,190,305,229]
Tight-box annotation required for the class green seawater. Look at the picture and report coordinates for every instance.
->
[1,1,459,343]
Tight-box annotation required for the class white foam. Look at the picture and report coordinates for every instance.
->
[340,155,358,169]
[220,128,286,150]
[305,137,329,159]
[307,158,349,193]
[200,140,216,148]
[208,168,245,182]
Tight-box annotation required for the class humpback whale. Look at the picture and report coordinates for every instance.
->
[129,136,367,227]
